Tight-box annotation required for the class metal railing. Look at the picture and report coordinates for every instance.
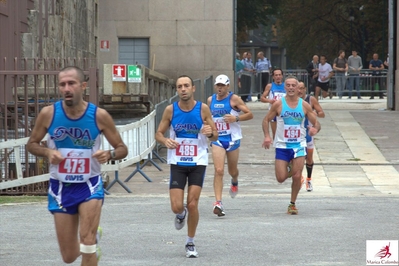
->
[328,70,388,96]
[235,69,388,98]
[0,57,98,194]
[0,110,160,194]
[237,69,310,97]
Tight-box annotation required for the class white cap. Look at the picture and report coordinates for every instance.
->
[214,74,230,85]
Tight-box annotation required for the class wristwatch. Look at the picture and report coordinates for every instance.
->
[110,150,116,159]
[236,116,239,122]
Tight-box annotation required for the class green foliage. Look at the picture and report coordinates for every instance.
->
[276,0,388,66]
[237,0,281,42]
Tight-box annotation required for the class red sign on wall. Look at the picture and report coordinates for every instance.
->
[112,64,126,81]
[100,40,110,52]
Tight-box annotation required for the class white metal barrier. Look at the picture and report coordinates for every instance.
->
[0,110,161,193]
[0,137,50,189]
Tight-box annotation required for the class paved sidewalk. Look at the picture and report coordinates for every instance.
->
[1,98,399,266]
[105,97,399,198]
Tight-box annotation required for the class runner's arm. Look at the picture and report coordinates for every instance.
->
[201,103,218,141]
[260,83,272,103]
[311,96,325,118]
[96,108,128,162]
[232,94,253,122]
[155,105,180,149]
[262,101,280,148]
[26,106,63,165]
[304,102,320,136]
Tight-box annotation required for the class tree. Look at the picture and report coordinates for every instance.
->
[276,0,388,67]
[237,0,280,43]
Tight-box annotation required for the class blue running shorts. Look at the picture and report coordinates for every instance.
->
[211,140,240,152]
[275,147,307,162]
[48,175,104,214]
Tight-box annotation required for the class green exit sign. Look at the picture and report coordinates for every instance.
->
[128,65,141,83]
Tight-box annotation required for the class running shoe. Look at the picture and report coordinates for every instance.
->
[185,242,199,258]
[229,183,238,198]
[306,178,313,192]
[96,246,102,262]
[213,201,225,217]
[96,226,103,261]
[287,203,298,215]
[174,207,187,230]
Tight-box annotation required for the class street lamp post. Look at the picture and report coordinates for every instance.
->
[359,5,366,66]
[349,9,354,52]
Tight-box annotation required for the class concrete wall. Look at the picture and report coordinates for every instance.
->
[98,0,234,88]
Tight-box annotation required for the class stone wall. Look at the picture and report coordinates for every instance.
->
[22,0,98,64]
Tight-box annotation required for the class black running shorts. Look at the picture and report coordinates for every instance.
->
[169,164,206,189]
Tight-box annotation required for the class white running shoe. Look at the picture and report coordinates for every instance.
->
[306,178,313,192]
[213,201,225,217]
[174,207,187,230]
[185,242,199,258]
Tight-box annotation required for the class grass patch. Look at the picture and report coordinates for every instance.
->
[0,195,46,205]
[347,158,362,161]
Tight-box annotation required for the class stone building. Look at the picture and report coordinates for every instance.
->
[1,0,235,91]
[97,0,235,86]
[0,0,97,66]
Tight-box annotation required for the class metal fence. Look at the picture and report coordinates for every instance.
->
[328,70,388,97]
[234,69,388,98]
[0,57,98,194]
[193,76,214,104]
[236,69,310,97]
[203,75,214,103]
[0,110,160,194]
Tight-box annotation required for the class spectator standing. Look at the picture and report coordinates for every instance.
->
[235,52,245,91]
[384,54,389,68]
[241,52,256,102]
[235,52,245,73]
[369,53,384,99]
[347,50,363,99]
[333,50,348,99]
[255,51,272,100]
[306,55,319,95]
